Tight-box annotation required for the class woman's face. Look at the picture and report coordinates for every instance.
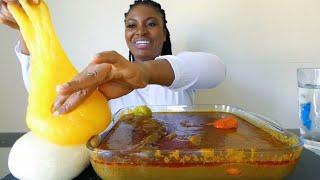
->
[125,5,166,61]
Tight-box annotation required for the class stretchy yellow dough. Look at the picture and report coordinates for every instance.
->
[8,0,111,145]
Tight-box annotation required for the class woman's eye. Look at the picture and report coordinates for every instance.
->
[147,22,156,27]
[126,24,136,28]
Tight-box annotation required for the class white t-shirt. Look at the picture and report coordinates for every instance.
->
[15,44,226,114]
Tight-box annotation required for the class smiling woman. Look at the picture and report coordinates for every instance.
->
[3,0,226,116]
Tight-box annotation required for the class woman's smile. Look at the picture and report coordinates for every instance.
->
[133,38,152,49]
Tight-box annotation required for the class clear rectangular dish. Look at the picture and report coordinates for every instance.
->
[87,105,303,179]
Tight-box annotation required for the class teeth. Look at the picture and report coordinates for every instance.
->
[135,40,150,44]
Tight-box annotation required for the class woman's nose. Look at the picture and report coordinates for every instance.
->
[136,25,147,35]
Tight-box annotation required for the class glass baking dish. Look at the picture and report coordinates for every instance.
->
[87,105,303,179]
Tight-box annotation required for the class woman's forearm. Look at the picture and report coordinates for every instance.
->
[143,59,175,87]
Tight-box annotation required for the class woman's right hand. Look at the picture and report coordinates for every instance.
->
[0,0,39,54]
[52,51,152,115]
[0,0,39,29]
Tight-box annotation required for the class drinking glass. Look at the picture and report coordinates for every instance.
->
[298,68,320,154]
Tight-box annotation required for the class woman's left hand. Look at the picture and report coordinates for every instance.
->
[52,51,150,115]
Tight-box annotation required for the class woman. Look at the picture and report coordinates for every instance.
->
[0,0,226,115]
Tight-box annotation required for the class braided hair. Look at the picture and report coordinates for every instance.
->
[125,0,172,61]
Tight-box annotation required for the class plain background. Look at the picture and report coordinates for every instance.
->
[1,0,320,132]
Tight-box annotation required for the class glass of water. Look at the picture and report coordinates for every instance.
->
[298,68,320,154]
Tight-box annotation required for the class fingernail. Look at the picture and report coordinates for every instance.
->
[56,84,68,93]
[53,107,66,116]
[53,111,60,116]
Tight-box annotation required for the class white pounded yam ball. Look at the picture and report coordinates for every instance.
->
[8,132,89,180]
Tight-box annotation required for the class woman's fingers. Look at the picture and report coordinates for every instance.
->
[92,51,126,64]
[1,0,40,29]
[56,63,114,95]
[1,3,14,21]
[98,81,133,100]
[51,95,68,113]
[0,1,19,29]
[53,63,123,115]
[52,52,126,115]
[0,18,18,28]
[3,0,39,4]
[56,51,128,96]
[29,0,39,4]
[53,87,96,115]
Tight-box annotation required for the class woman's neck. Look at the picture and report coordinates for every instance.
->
[134,55,159,62]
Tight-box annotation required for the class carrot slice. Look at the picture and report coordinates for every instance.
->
[207,117,238,129]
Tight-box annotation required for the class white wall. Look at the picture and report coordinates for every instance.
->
[1,0,320,131]
[0,28,28,132]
